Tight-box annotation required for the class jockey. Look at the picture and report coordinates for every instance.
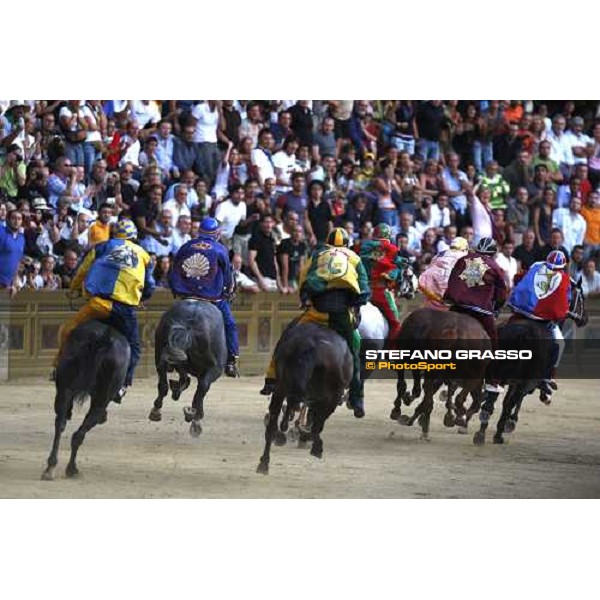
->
[169,216,239,378]
[52,219,155,402]
[358,222,407,341]
[444,237,507,346]
[507,249,571,399]
[260,227,371,418]
[418,236,469,310]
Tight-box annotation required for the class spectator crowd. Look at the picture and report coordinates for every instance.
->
[1,99,600,298]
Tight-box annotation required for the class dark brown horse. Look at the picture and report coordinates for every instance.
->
[390,308,490,440]
[257,323,352,475]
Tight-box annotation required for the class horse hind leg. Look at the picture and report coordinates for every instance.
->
[418,379,442,441]
[310,400,335,459]
[391,371,407,420]
[257,392,285,475]
[443,381,458,428]
[453,388,471,431]
[149,366,169,422]
[170,367,190,401]
[186,375,210,437]
[493,388,519,445]
[505,395,525,434]
[41,390,70,480]
[65,404,105,478]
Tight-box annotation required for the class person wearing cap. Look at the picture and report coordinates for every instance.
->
[169,216,239,377]
[260,227,370,418]
[418,236,469,310]
[0,101,31,148]
[0,144,26,199]
[565,116,593,166]
[444,236,507,348]
[358,222,408,340]
[507,249,572,400]
[51,219,155,401]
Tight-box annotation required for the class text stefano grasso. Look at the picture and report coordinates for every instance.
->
[364,349,533,361]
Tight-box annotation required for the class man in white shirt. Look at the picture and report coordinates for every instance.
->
[468,187,493,244]
[546,115,574,174]
[154,120,175,177]
[494,240,518,289]
[552,197,587,253]
[171,215,192,254]
[581,259,600,296]
[397,211,421,255]
[143,209,174,257]
[162,185,192,227]
[192,101,222,186]
[251,129,276,187]
[272,135,299,194]
[130,101,161,131]
[214,183,247,248]
[564,116,593,166]
[426,193,451,231]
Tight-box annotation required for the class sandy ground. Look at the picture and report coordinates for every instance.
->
[1,376,599,498]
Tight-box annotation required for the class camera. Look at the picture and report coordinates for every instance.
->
[24,263,36,275]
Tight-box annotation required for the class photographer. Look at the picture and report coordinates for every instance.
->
[47,156,77,209]
[0,144,27,200]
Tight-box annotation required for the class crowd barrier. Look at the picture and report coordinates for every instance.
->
[1,290,599,381]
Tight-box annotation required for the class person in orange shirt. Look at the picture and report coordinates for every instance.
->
[581,190,600,260]
[88,203,114,246]
[504,101,524,125]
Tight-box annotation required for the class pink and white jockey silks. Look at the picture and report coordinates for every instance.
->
[419,248,468,310]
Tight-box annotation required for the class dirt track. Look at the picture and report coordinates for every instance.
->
[1,377,599,498]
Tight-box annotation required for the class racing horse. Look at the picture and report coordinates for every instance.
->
[41,320,129,480]
[148,299,226,436]
[257,323,352,475]
[474,277,588,445]
[389,307,491,440]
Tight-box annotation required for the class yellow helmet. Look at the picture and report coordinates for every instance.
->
[113,219,138,240]
[326,227,350,248]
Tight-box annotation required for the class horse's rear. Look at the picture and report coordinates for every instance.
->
[258,323,352,474]
[150,299,226,436]
[42,320,129,480]
[392,308,489,439]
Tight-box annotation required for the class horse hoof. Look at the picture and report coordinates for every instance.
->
[183,407,195,422]
[189,421,202,437]
[148,408,162,422]
[390,406,401,420]
[274,431,287,446]
[443,412,455,428]
[310,447,323,459]
[41,468,55,481]
[401,392,413,406]
[256,462,269,475]
[65,465,80,478]
[398,414,412,426]
[493,435,505,445]
[504,420,516,434]
[439,389,448,402]
[457,425,469,435]
[419,433,431,443]
[473,431,486,446]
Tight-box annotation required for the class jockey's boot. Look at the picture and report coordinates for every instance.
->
[225,355,240,378]
[260,378,277,395]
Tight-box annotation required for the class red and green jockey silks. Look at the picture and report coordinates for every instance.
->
[358,238,408,339]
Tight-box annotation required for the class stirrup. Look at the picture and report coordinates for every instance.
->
[225,357,240,378]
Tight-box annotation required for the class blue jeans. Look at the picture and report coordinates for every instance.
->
[418,139,440,161]
[83,142,99,181]
[473,141,493,173]
[376,208,399,237]
[65,142,85,167]
[214,299,239,357]
[392,135,415,155]
[104,302,140,387]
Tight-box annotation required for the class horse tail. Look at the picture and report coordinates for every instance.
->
[162,324,192,366]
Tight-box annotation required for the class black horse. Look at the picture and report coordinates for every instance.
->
[42,320,129,480]
[473,277,588,445]
[257,323,353,475]
[390,307,490,440]
[149,299,226,436]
